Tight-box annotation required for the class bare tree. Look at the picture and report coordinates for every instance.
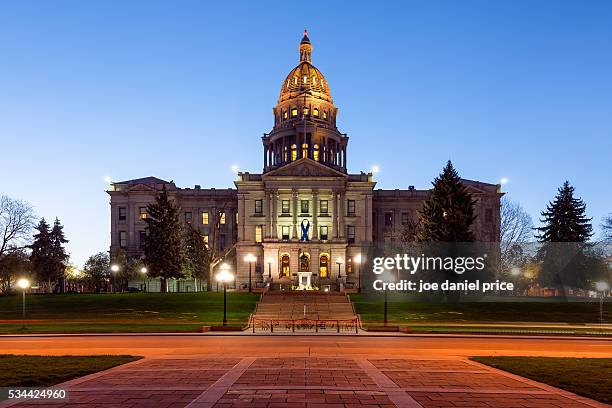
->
[0,194,36,259]
[500,196,534,264]
[602,214,612,243]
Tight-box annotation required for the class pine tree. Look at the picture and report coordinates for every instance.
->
[416,160,476,242]
[537,181,592,242]
[50,218,69,293]
[143,187,186,292]
[30,218,54,292]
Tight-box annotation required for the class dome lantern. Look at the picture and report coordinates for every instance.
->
[300,29,312,62]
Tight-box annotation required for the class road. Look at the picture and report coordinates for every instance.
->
[2,334,611,358]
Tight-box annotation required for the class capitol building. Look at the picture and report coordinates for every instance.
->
[108,32,502,292]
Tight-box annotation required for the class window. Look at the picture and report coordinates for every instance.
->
[302,143,308,158]
[282,226,290,240]
[283,111,288,119]
[185,212,192,223]
[299,252,310,272]
[255,200,263,214]
[347,200,355,216]
[313,108,319,117]
[320,200,328,214]
[119,231,127,248]
[139,207,147,220]
[320,226,328,240]
[303,106,309,116]
[323,111,328,120]
[319,254,329,278]
[281,255,290,277]
[401,212,409,226]
[291,144,297,161]
[139,231,146,249]
[282,200,290,214]
[119,207,127,221]
[485,208,493,223]
[384,212,393,227]
[255,225,263,243]
[347,225,355,244]
[202,235,209,246]
[347,258,353,274]
[219,211,226,224]
[313,144,319,161]
[291,108,298,117]
[236,210,239,224]
[202,212,209,225]
[301,200,309,214]
[303,75,307,84]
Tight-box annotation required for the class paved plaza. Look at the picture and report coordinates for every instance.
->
[2,353,609,408]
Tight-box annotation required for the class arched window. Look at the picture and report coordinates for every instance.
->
[281,255,290,277]
[299,252,310,272]
[319,254,329,278]
[302,143,308,158]
[283,111,288,119]
[313,108,319,117]
[303,106,309,116]
[303,75,307,84]
[323,110,328,120]
[291,144,297,161]
[291,108,298,117]
[313,144,319,161]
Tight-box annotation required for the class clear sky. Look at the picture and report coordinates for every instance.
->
[1,1,611,267]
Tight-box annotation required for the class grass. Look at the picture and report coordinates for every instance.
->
[0,292,259,334]
[471,357,612,404]
[0,355,140,387]
[351,294,608,324]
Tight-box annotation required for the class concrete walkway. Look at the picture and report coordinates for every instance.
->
[2,355,608,408]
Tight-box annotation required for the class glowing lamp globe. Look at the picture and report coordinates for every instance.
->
[17,278,30,289]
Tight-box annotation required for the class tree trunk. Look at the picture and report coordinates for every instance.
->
[161,276,168,293]
[207,265,214,291]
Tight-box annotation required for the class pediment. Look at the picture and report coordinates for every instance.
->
[263,158,348,178]
[125,183,158,192]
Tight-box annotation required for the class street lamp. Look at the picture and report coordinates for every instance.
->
[245,254,256,293]
[17,278,30,330]
[110,264,120,293]
[596,281,609,327]
[354,254,363,293]
[140,267,148,292]
[216,264,234,327]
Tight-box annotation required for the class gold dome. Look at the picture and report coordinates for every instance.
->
[278,31,332,104]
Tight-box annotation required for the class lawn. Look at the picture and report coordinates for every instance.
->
[471,357,612,404]
[0,292,259,334]
[350,294,608,324]
[0,355,140,387]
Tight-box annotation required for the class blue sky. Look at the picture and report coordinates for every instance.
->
[1,1,611,266]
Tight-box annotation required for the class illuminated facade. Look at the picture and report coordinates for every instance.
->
[108,32,502,292]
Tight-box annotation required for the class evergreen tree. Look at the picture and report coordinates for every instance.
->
[184,224,211,290]
[416,160,476,242]
[83,251,110,293]
[537,181,592,242]
[30,218,55,292]
[50,217,69,293]
[143,187,186,292]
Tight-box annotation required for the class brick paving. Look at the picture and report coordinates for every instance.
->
[2,357,608,408]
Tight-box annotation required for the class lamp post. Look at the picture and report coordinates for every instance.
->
[596,281,609,328]
[110,264,120,293]
[140,267,148,292]
[216,263,234,326]
[245,254,255,293]
[354,254,363,293]
[17,278,30,330]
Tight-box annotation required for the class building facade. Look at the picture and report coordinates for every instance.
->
[108,32,502,291]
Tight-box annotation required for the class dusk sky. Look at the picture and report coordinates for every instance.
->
[1,1,611,267]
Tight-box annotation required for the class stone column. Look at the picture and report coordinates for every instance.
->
[292,189,299,240]
[312,189,318,240]
[332,190,338,239]
[239,195,246,241]
[271,190,278,239]
[339,191,345,238]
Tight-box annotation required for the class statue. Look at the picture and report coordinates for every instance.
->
[300,219,310,241]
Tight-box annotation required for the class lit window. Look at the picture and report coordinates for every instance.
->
[282,226,290,240]
[313,77,317,84]
[185,212,192,223]
[319,254,329,277]
[320,200,328,214]
[202,212,209,225]
[119,207,127,221]
[291,108,298,117]
[291,144,297,161]
[347,225,355,244]
[321,80,325,89]
[347,200,355,216]
[313,144,319,161]
[139,207,147,220]
[323,111,327,120]
[236,210,239,224]
[320,226,328,240]
[255,200,263,214]
[119,231,127,248]
[255,225,263,243]
[313,108,319,117]
[283,111,288,119]
[303,107,309,116]
[301,200,309,214]
[294,77,298,84]
[220,211,226,224]
[282,200,290,214]
[302,143,308,158]
[303,75,307,83]
[347,258,353,273]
